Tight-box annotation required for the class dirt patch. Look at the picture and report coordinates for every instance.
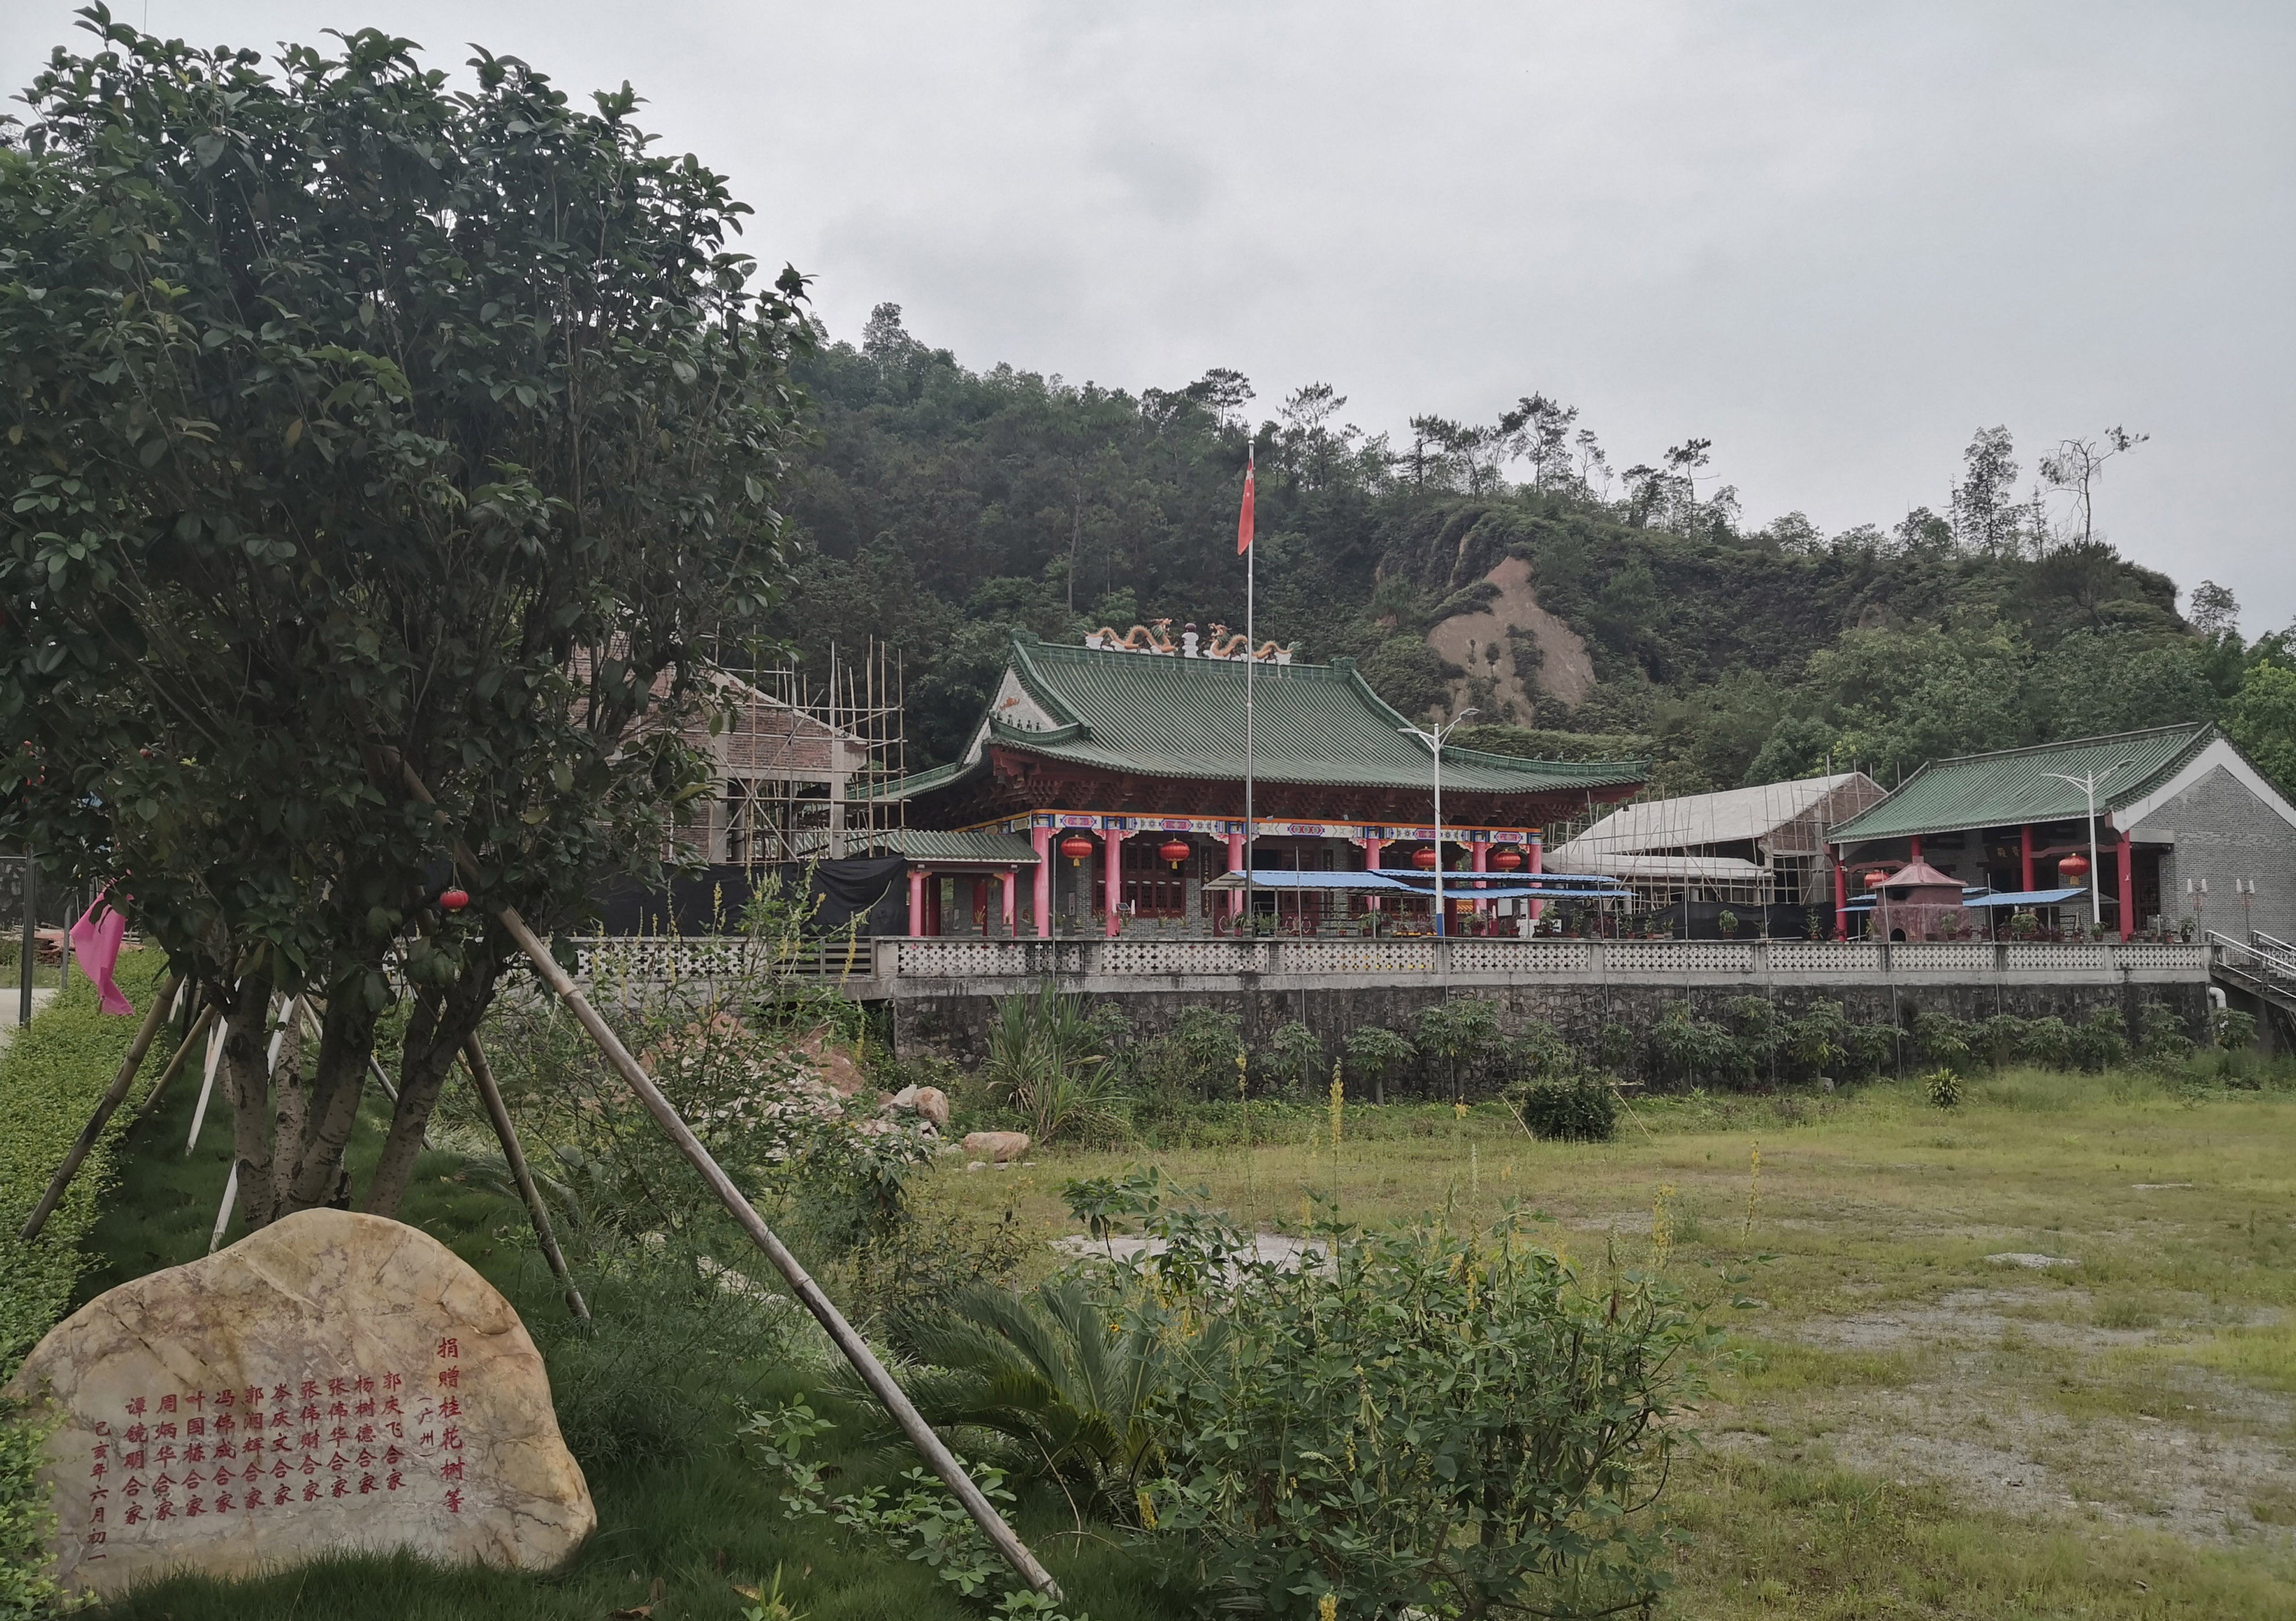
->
[1733,1290,2296,1544]
[1425,555,1594,721]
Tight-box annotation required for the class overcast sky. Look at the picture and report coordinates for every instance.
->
[12,2,2293,630]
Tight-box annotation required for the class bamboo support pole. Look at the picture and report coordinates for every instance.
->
[19,974,182,1241]
[395,759,1060,1602]
[463,1035,589,1323]
[131,1005,218,1126]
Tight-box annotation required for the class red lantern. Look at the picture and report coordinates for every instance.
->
[1060,834,1095,866]
[438,887,470,912]
[1492,848,1524,872]
[1413,846,1440,870]
[1159,838,1191,868]
[2057,853,2090,883]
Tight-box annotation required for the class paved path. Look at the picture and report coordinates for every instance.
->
[0,986,60,1053]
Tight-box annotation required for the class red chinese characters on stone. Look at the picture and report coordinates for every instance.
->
[95,1361,472,1545]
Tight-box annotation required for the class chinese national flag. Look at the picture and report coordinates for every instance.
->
[1236,448,1255,554]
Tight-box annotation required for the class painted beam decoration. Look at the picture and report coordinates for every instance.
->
[1002,812,1542,843]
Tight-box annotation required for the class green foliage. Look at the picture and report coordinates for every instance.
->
[0,1396,61,1620]
[1911,1011,1978,1074]
[745,1397,1088,1621]
[1413,998,1501,1099]
[1923,1067,1963,1110]
[0,10,812,1218]
[886,1280,1173,1518]
[983,985,1130,1146]
[2135,1001,2196,1067]
[1513,1073,1620,1142]
[1263,1021,1321,1100]
[1,950,167,1373]
[1340,1025,1415,1102]
[1141,1207,1709,1620]
[2214,1007,2260,1052]
[2224,663,2296,798]
[1650,1002,1749,1089]
[2021,1016,2075,1070]
[2069,1009,2130,1073]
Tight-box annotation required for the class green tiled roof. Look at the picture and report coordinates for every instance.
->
[1829,724,2215,842]
[793,827,1038,864]
[887,635,1647,799]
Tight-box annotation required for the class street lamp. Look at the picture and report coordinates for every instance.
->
[2042,759,2133,930]
[1399,708,1479,937]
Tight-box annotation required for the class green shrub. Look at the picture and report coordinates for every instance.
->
[2136,1000,2195,1066]
[2212,1007,2259,1052]
[1844,1022,1900,1078]
[1263,1021,1321,1100]
[1341,1025,1415,1105]
[2021,1015,2074,1070]
[2068,1009,2129,1072]
[1781,1001,1850,1080]
[1,949,169,1373]
[1513,1073,1620,1142]
[1144,1209,1711,1620]
[0,1395,60,1619]
[1911,1011,1977,1073]
[1923,1067,1962,1109]
[1974,1014,2029,1070]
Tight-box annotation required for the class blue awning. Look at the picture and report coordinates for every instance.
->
[1959,888,2088,908]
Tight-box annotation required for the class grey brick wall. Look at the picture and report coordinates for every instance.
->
[2141,765,2296,945]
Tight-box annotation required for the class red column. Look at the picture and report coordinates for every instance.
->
[1362,835,1384,911]
[1833,848,1848,940]
[1910,834,1923,863]
[1226,831,1245,920]
[2020,824,2034,893]
[2116,831,2134,942]
[907,870,926,938]
[1530,830,1546,925]
[1001,869,1017,936]
[1029,827,1053,939]
[1103,827,1126,938]
[1471,840,1489,916]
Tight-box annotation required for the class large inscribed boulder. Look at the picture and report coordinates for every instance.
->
[5,1208,593,1594]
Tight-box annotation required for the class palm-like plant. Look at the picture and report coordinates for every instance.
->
[982,983,1129,1144]
[890,1279,1180,1521]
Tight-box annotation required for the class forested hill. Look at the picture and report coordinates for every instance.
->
[764,305,2296,801]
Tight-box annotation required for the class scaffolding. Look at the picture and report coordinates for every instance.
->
[703,640,906,867]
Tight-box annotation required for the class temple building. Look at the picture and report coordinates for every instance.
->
[879,630,1647,936]
[1827,723,2296,943]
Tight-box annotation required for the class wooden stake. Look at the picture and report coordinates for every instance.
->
[185,1012,228,1154]
[19,974,182,1241]
[395,759,1061,1602]
[131,1005,218,1126]
[463,1035,589,1323]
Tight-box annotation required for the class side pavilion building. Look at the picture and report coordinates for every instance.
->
[1826,723,2296,943]
[883,631,1646,937]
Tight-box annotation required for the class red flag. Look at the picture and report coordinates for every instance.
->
[1236,447,1255,554]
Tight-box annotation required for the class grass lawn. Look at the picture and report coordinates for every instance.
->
[30,981,2296,1619]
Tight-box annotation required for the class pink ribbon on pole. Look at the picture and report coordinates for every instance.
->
[69,893,134,1016]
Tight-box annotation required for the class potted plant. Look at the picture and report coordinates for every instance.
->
[1717,909,1739,939]
[2008,910,2038,941]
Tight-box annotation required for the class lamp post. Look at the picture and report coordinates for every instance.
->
[2042,760,2133,931]
[1399,708,1479,937]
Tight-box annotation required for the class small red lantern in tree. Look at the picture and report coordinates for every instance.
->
[1060,835,1095,867]
[1413,846,1440,870]
[2056,853,2091,883]
[1159,838,1191,869]
[438,887,470,912]
[1492,848,1524,872]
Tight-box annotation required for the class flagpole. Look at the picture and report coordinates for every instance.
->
[1243,444,1256,936]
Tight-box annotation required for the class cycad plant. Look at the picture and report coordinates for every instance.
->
[890,1279,1178,1521]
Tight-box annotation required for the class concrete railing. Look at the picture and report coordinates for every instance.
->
[535,934,2210,992]
[887,936,2210,983]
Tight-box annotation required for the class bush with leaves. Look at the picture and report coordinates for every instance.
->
[1923,1067,1962,1109]
[1140,1205,1711,1620]
[1414,998,1502,1100]
[2067,1009,2129,1073]
[1780,1001,1849,1081]
[2135,1000,2195,1067]
[2211,1007,2258,1052]
[2020,1016,2074,1070]
[1649,1002,1748,1089]
[1263,1021,1322,1100]
[982,983,1131,1146]
[1974,1014,2029,1071]
[1342,1025,1416,1105]
[1513,1073,1620,1142]
[1911,1011,1978,1074]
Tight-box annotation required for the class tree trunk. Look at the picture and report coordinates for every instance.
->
[282,974,384,1212]
[221,963,278,1229]
[362,952,503,1219]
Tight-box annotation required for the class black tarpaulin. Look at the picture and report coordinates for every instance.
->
[591,858,908,938]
